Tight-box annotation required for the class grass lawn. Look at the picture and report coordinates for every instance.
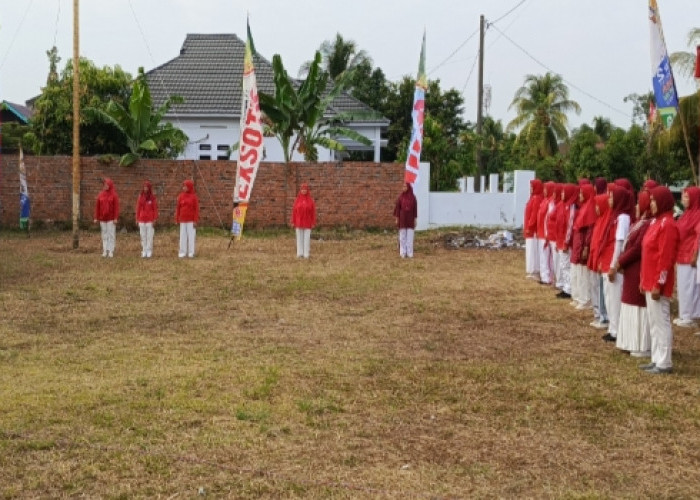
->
[1,228,699,498]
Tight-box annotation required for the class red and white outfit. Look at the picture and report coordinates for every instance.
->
[588,194,611,327]
[291,183,316,259]
[176,179,199,258]
[546,184,563,287]
[394,183,418,258]
[537,182,556,284]
[524,179,543,279]
[641,186,679,372]
[555,184,579,296]
[571,184,596,307]
[674,187,700,327]
[136,180,158,258]
[615,191,652,355]
[94,178,120,258]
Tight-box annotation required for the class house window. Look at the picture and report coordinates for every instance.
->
[199,155,211,160]
[199,144,211,151]
[217,145,230,160]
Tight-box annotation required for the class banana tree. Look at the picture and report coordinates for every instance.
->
[259,51,371,162]
[87,68,188,166]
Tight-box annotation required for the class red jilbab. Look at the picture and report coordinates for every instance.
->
[674,187,700,324]
[614,191,652,354]
[641,186,679,372]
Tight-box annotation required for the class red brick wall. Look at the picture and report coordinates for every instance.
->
[0,155,404,229]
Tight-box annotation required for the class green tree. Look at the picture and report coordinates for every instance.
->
[623,91,655,129]
[24,53,132,155]
[299,33,372,80]
[348,60,389,113]
[260,51,371,163]
[86,68,188,166]
[507,73,581,157]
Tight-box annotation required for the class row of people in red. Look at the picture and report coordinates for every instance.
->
[523,177,693,375]
[93,178,199,258]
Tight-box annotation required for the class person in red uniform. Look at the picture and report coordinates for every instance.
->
[394,182,418,259]
[571,183,596,309]
[537,181,555,284]
[176,179,199,258]
[588,194,611,330]
[135,180,158,258]
[610,190,652,356]
[673,186,700,327]
[546,183,563,288]
[524,179,544,279]
[291,183,317,259]
[554,183,579,299]
[94,178,120,258]
[639,186,679,374]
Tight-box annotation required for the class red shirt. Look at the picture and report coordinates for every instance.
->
[94,178,119,222]
[136,183,158,223]
[176,180,199,223]
[524,180,543,238]
[641,213,679,297]
[292,185,316,229]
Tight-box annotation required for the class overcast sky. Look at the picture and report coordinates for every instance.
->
[1,0,699,131]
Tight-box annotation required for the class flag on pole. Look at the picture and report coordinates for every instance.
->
[19,146,30,229]
[404,31,427,185]
[649,0,680,129]
[231,18,264,240]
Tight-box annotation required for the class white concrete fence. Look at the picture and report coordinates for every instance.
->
[413,163,535,230]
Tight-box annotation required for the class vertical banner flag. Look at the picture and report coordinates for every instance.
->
[19,146,30,229]
[649,0,680,129]
[232,18,264,240]
[404,31,427,185]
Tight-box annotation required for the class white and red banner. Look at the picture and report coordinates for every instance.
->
[405,32,427,185]
[232,20,264,239]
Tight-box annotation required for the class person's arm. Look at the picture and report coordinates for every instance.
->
[652,220,679,300]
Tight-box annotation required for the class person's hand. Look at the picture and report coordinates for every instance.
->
[651,288,661,301]
[113,219,118,224]
[93,219,97,224]
[581,247,588,260]
[607,268,616,282]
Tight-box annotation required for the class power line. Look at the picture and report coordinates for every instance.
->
[489,0,529,25]
[52,0,62,48]
[488,23,632,120]
[0,0,36,71]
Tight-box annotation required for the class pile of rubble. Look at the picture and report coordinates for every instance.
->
[440,228,525,250]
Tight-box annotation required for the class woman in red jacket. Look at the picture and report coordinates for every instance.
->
[136,180,158,258]
[571,183,596,308]
[394,182,418,258]
[537,181,555,284]
[640,186,679,374]
[588,194,611,329]
[554,183,579,299]
[292,183,316,259]
[93,178,120,258]
[524,179,543,279]
[673,186,700,327]
[176,179,199,258]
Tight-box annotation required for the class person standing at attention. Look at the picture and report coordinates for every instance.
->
[524,179,543,279]
[94,178,120,258]
[394,182,418,258]
[292,183,316,259]
[176,179,199,258]
[136,180,158,258]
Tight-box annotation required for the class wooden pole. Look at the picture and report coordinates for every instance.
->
[678,104,698,186]
[72,0,80,248]
[475,14,485,192]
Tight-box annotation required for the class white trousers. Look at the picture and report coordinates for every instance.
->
[525,238,540,275]
[399,228,414,258]
[558,250,571,294]
[550,241,561,288]
[577,265,593,306]
[179,222,196,258]
[139,222,154,257]
[645,293,673,369]
[100,221,116,256]
[676,264,700,320]
[296,228,311,258]
[603,274,623,336]
[538,238,552,284]
[570,263,582,303]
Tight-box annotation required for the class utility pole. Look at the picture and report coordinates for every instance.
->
[475,14,485,192]
[72,0,80,248]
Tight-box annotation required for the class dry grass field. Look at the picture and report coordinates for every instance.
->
[1,228,699,499]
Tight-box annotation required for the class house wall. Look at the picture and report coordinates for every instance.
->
[0,155,533,230]
[172,117,378,163]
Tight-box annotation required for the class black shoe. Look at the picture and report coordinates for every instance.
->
[556,291,571,299]
[601,333,616,342]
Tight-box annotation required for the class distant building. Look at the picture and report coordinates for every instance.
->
[146,34,389,162]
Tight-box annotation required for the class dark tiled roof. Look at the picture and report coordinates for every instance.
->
[146,34,387,124]
[2,100,33,123]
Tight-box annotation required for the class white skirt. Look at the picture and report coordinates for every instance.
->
[616,303,650,353]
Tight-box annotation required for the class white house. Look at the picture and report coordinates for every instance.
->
[146,34,389,162]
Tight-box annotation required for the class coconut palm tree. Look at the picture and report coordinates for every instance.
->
[298,33,372,80]
[507,73,581,157]
[670,28,700,78]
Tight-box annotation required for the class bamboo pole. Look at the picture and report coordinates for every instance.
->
[72,0,80,248]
